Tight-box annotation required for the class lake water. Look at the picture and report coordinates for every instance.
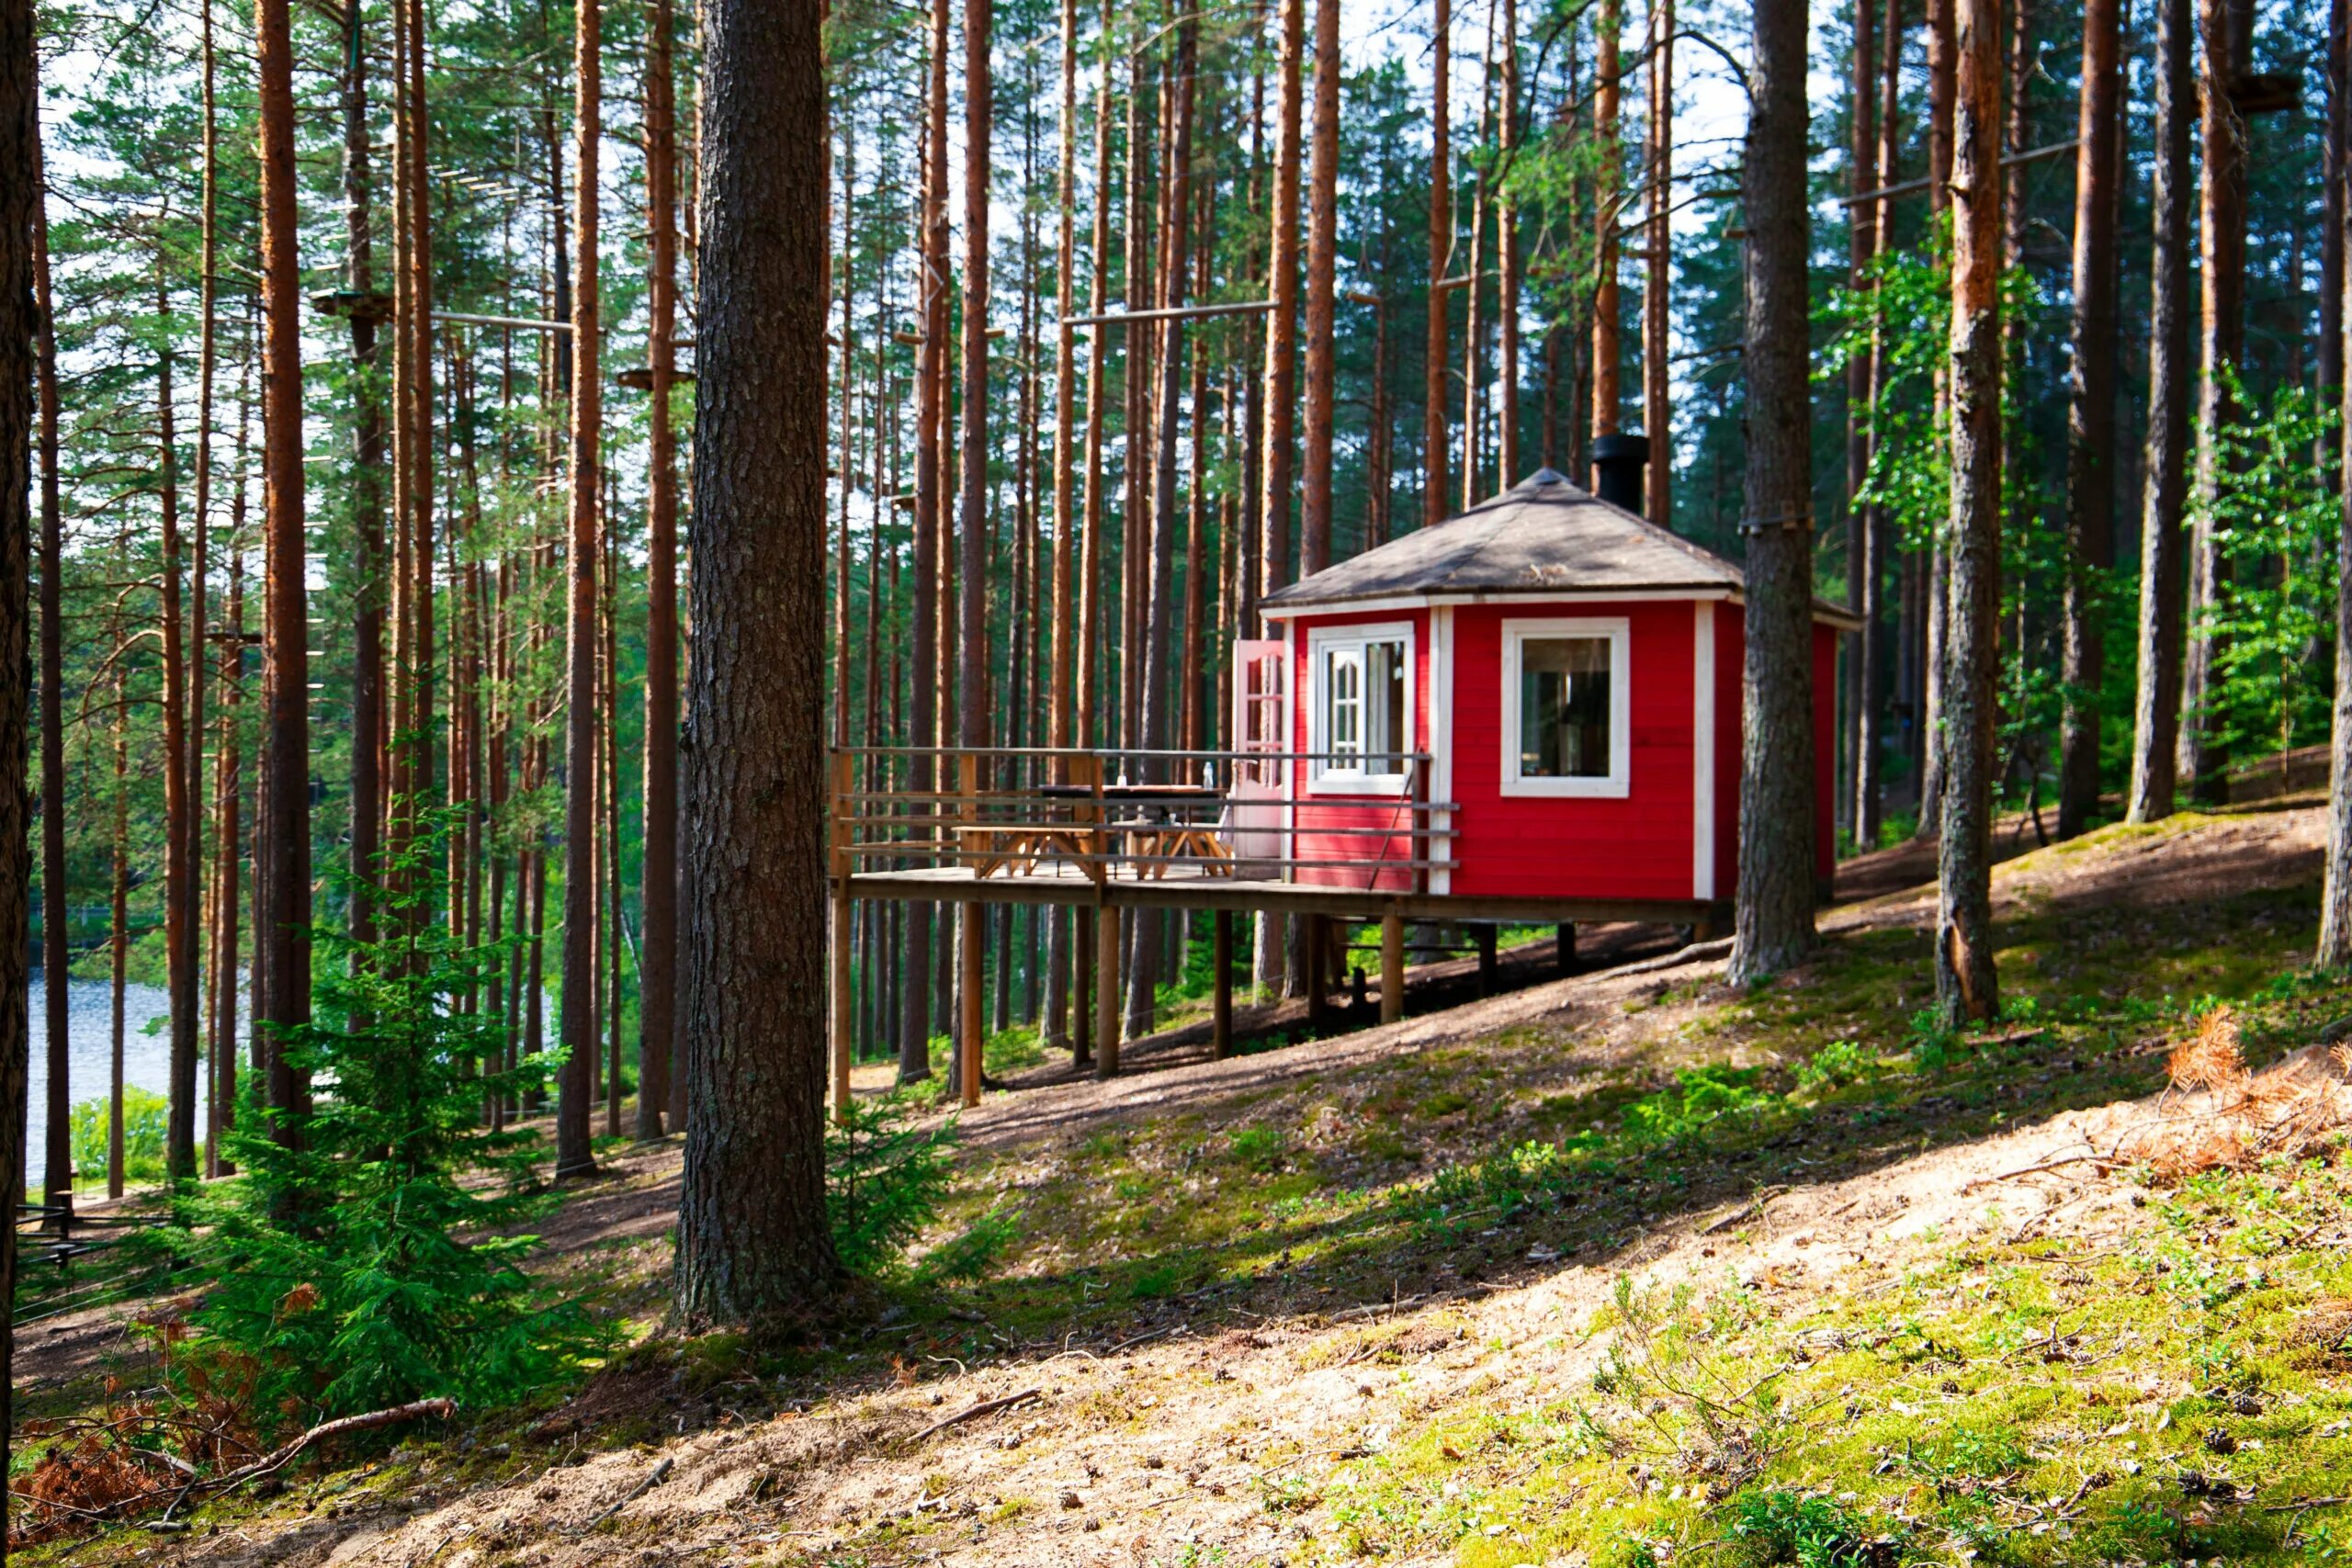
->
[23,971,182,1183]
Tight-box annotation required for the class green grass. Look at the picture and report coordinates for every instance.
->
[1314,1152,2352,1565]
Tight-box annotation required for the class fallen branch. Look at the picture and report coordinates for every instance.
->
[1610,938,1734,980]
[910,1388,1042,1442]
[205,1397,458,1493]
[1701,1186,1788,1235]
[1960,1152,2120,1193]
[574,1454,674,1534]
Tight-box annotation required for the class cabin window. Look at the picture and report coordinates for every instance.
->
[1306,623,1413,791]
[1500,617,1631,797]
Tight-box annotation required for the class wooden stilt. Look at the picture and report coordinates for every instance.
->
[1212,908,1233,1059]
[829,751,854,1124]
[1380,907,1405,1024]
[831,883,854,1123]
[1306,914,1330,1031]
[1073,907,1094,1065]
[959,754,984,1108]
[1475,924,1498,995]
[1094,902,1120,1077]
[1555,921,1576,977]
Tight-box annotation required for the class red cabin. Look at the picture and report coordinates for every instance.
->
[1245,468,1855,906]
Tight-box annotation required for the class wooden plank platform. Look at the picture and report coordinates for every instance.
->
[843,863,1727,930]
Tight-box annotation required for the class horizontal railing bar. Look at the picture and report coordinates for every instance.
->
[842,851,1463,872]
[832,745,1433,762]
[841,823,1460,844]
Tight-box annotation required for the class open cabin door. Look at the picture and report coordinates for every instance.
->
[1226,638,1288,865]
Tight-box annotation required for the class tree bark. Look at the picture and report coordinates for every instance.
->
[33,123,70,1219]
[1589,0,1623,454]
[1301,0,1340,576]
[153,265,199,1182]
[674,0,842,1322]
[2128,0,2195,823]
[557,0,604,1180]
[1936,0,2003,1022]
[1262,0,1302,595]
[1642,0,1671,520]
[2177,0,2245,801]
[1424,0,1451,530]
[1499,0,1522,489]
[2319,187,2352,964]
[2,0,36,1493]
[902,0,949,1085]
[638,0,679,1139]
[343,0,386,948]
[1842,0,1874,846]
[255,0,311,1163]
[1044,0,1080,1050]
[958,0,992,1106]
[1858,0,1902,849]
[2057,0,2120,839]
[1728,0,1817,984]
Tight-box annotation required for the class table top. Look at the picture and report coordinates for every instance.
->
[1036,783,1226,802]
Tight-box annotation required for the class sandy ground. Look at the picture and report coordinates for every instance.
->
[59,801,2336,1566]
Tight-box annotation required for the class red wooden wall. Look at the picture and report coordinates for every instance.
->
[1278,597,1840,907]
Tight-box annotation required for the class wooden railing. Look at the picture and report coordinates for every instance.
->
[827,745,1457,893]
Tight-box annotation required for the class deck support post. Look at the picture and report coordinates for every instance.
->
[1212,909,1234,1058]
[1475,924,1498,995]
[831,883,854,1123]
[1380,908,1405,1024]
[1306,915,1331,1031]
[959,757,983,1108]
[1073,908,1095,1066]
[1555,922,1577,977]
[1094,902,1121,1077]
[829,751,855,1124]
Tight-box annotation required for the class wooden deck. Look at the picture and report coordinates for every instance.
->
[845,862,1729,930]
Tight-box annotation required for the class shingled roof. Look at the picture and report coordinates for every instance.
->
[1262,468,1757,613]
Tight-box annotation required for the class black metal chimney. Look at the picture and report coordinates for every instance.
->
[1590,433,1650,513]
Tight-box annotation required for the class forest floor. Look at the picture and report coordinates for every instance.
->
[22,795,2352,1567]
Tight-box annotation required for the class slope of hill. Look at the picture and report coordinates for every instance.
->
[25,801,2352,1567]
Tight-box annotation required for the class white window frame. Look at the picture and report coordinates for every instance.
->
[1500,616,1633,798]
[1305,621,1416,794]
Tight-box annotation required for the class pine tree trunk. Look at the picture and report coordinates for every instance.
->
[255,0,312,1161]
[1589,0,1622,452]
[1499,0,1521,488]
[2128,0,2195,823]
[556,0,604,1179]
[2319,216,2352,963]
[1857,0,1901,849]
[1424,0,1451,529]
[1301,0,1340,576]
[674,0,841,1323]
[1,0,35,1483]
[1044,0,1080,1050]
[33,127,71,1217]
[957,0,992,1106]
[902,2,948,1085]
[154,265,200,1181]
[1936,0,2003,1022]
[1642,0,1671,521]
[1917,0,1957,837]
[2057,0,2121,838]
[2178,0,2245,801]
[1842,0,1874,847]
[342,0,386,947]
[1728,0,1817,984]
[638,0,679,1138]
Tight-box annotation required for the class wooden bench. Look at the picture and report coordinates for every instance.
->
[1122,824,1237,879]
[955,824,1105,877]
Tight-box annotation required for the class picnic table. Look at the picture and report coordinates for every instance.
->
[960,783,1234,879]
